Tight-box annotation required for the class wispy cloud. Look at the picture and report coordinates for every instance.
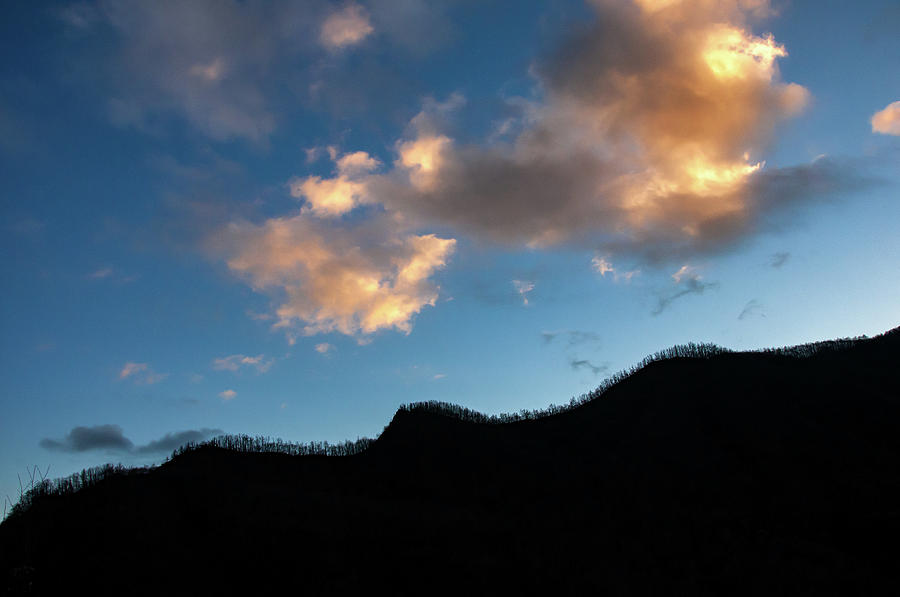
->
[653,265,719,315]
[591,255,639,282]
[569,357,607,376]
[219,389,237,401]
[542,330,601,348]
[212,354,273,373]
[314,343,334,354]
[738,299,765,320]
[119,362,168,385]
[769,251,790,268]
[88,267,114,280]
[40,425,221,455]
[512,280,535,305]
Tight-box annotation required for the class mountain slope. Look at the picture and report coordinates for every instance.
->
[2,328,899,595]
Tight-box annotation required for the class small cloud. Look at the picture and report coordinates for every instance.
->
[872,101,900,136]
[135,428,222,454]
[738,299,766,320]
[41,425,221,455]
[542,330,601,348]
[190,57,226,82]
[512,280,535,306]
[591,255,614,276]
[314,343,335,354]
[57,3,99,29]
[212,354,273,373]
[671,265,698,284]
[769,252,790,268]
[592,254,639,283]
[119,362,168,384]
[320,4,374,49]
[653,267,719,315]
[280,402,287,409]
[246,310,274,321]
[189,373,204,384]
[219,389,237,401]
[569,357,607,376]
[119,362,147,379]
[40,424,133,453]
[87,267,136,283]
[89,267,114,280]
[11,217,45,238]
[143,372,170,384]
[432,373,446,380]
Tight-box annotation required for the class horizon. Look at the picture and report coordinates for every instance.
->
[2,0,899,508]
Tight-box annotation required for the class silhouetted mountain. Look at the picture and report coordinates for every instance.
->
[3,327,900,595]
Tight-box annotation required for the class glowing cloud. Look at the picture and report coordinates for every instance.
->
[217,215,455,338]
[219,389,237,400]
[289,150,380,217]
[872,101,900,136]
[359,0,814,258]
[320,4,374,49]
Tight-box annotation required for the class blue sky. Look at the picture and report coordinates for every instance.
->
[2,0,899,511]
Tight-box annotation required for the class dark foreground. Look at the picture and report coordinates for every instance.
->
[3,328,900,595]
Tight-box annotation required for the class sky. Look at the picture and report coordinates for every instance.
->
[2,0,899,511]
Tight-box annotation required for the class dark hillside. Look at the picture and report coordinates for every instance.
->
[2,327,900,595]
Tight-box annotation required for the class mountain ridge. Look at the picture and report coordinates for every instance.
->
[3,325,900,595]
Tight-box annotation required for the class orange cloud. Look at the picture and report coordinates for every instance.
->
[358,0,814,257]
[217,215,455,337]
[288,150,380,217]
[320,4,374,49]
[872,101,900,136]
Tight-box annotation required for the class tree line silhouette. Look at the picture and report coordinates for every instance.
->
[2,333,875,521]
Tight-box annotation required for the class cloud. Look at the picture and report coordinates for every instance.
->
[738,299,765,320]
[40,424,133,453]
[872,101,900,135]
[314,342,334,354]
[88,267,113,279]
[212,354,273,373]
[769,251,790,268]
[512,280,535,305]
[40,425,221,454]
[63,1,359,142]
[118,362,168,384]
[134,428,223,454]
[320,4,374,49]
[542,330,601,348]
[288,150,380,217]
[591,254,639,282]
[432,373,446,380]
[201,0,869,342]
[212,214,455,338]
[348,0,820,258]
[569,357,607,375]
[219,389,237,400]
[653,265,719,315]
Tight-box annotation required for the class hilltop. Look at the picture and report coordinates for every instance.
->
[2,327,900,595]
